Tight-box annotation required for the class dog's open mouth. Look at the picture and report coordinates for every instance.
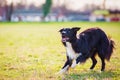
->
[62,36,69,42]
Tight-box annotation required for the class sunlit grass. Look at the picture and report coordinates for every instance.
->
[0,22,120,80]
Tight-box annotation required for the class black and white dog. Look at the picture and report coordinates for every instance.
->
[59,27,114,74]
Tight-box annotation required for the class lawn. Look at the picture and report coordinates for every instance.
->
[0,22,120,80]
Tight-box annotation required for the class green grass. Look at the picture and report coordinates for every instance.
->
[0,22,120,80]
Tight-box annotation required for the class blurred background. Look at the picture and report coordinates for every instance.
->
[0,0,120,22]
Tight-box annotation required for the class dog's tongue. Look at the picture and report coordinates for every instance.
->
[62,38,67,42]
[62,37,69,42]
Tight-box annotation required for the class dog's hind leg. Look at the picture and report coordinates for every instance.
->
[90,50,97,70]
[98,53,105,71]
[100,56,105,71]
[90,55,97,70]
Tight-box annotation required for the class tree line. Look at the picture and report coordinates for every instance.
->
[0,0,52,21]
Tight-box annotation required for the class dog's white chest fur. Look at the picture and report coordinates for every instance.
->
[66,42,81,59]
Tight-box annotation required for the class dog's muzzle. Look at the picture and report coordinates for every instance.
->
[62,35,69,42]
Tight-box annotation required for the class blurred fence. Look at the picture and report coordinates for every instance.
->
[8,10,120,22]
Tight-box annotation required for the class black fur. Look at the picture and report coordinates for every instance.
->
[59,27,114,71]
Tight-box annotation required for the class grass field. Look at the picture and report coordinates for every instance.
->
[0,22,120,80]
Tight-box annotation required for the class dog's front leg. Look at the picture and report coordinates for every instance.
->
[71,59,77,68]
[71,54,86,68]
[59,56,72,74]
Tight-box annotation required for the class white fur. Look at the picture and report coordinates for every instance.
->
[66,42,81,59]
[58,65,69,74]
[71,60,81,68]
[58,42,82,74]
[66,42,82,68]
[71,60,77,68]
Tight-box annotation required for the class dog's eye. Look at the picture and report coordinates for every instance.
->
[68,31,71,33]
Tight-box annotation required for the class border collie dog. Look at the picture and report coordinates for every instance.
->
[59,27,114,74]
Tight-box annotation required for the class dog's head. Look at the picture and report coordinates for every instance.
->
[59,27,80,42]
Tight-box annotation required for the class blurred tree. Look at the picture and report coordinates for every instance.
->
[42,0,52,21]
[6,2,13,21]
[0,0,13,21]
[0,0,6,7]
[103,0,106,9]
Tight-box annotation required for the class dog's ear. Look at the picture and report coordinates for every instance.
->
[72,27,80,32]
[59,28,63,32]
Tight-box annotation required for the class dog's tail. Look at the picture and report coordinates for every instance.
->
[105,39,115,61]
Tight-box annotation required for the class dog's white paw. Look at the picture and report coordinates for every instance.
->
[57,69,65,74]
[99,70,104,73]
[57,65,69,74]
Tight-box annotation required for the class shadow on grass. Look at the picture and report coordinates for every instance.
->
[65,70,119,80]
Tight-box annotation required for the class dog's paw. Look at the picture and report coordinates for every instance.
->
[57,65,69,74]
[57,69,67,74]
[58,70,64,74]
[89,68,93,71]
[99,70,104,73]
